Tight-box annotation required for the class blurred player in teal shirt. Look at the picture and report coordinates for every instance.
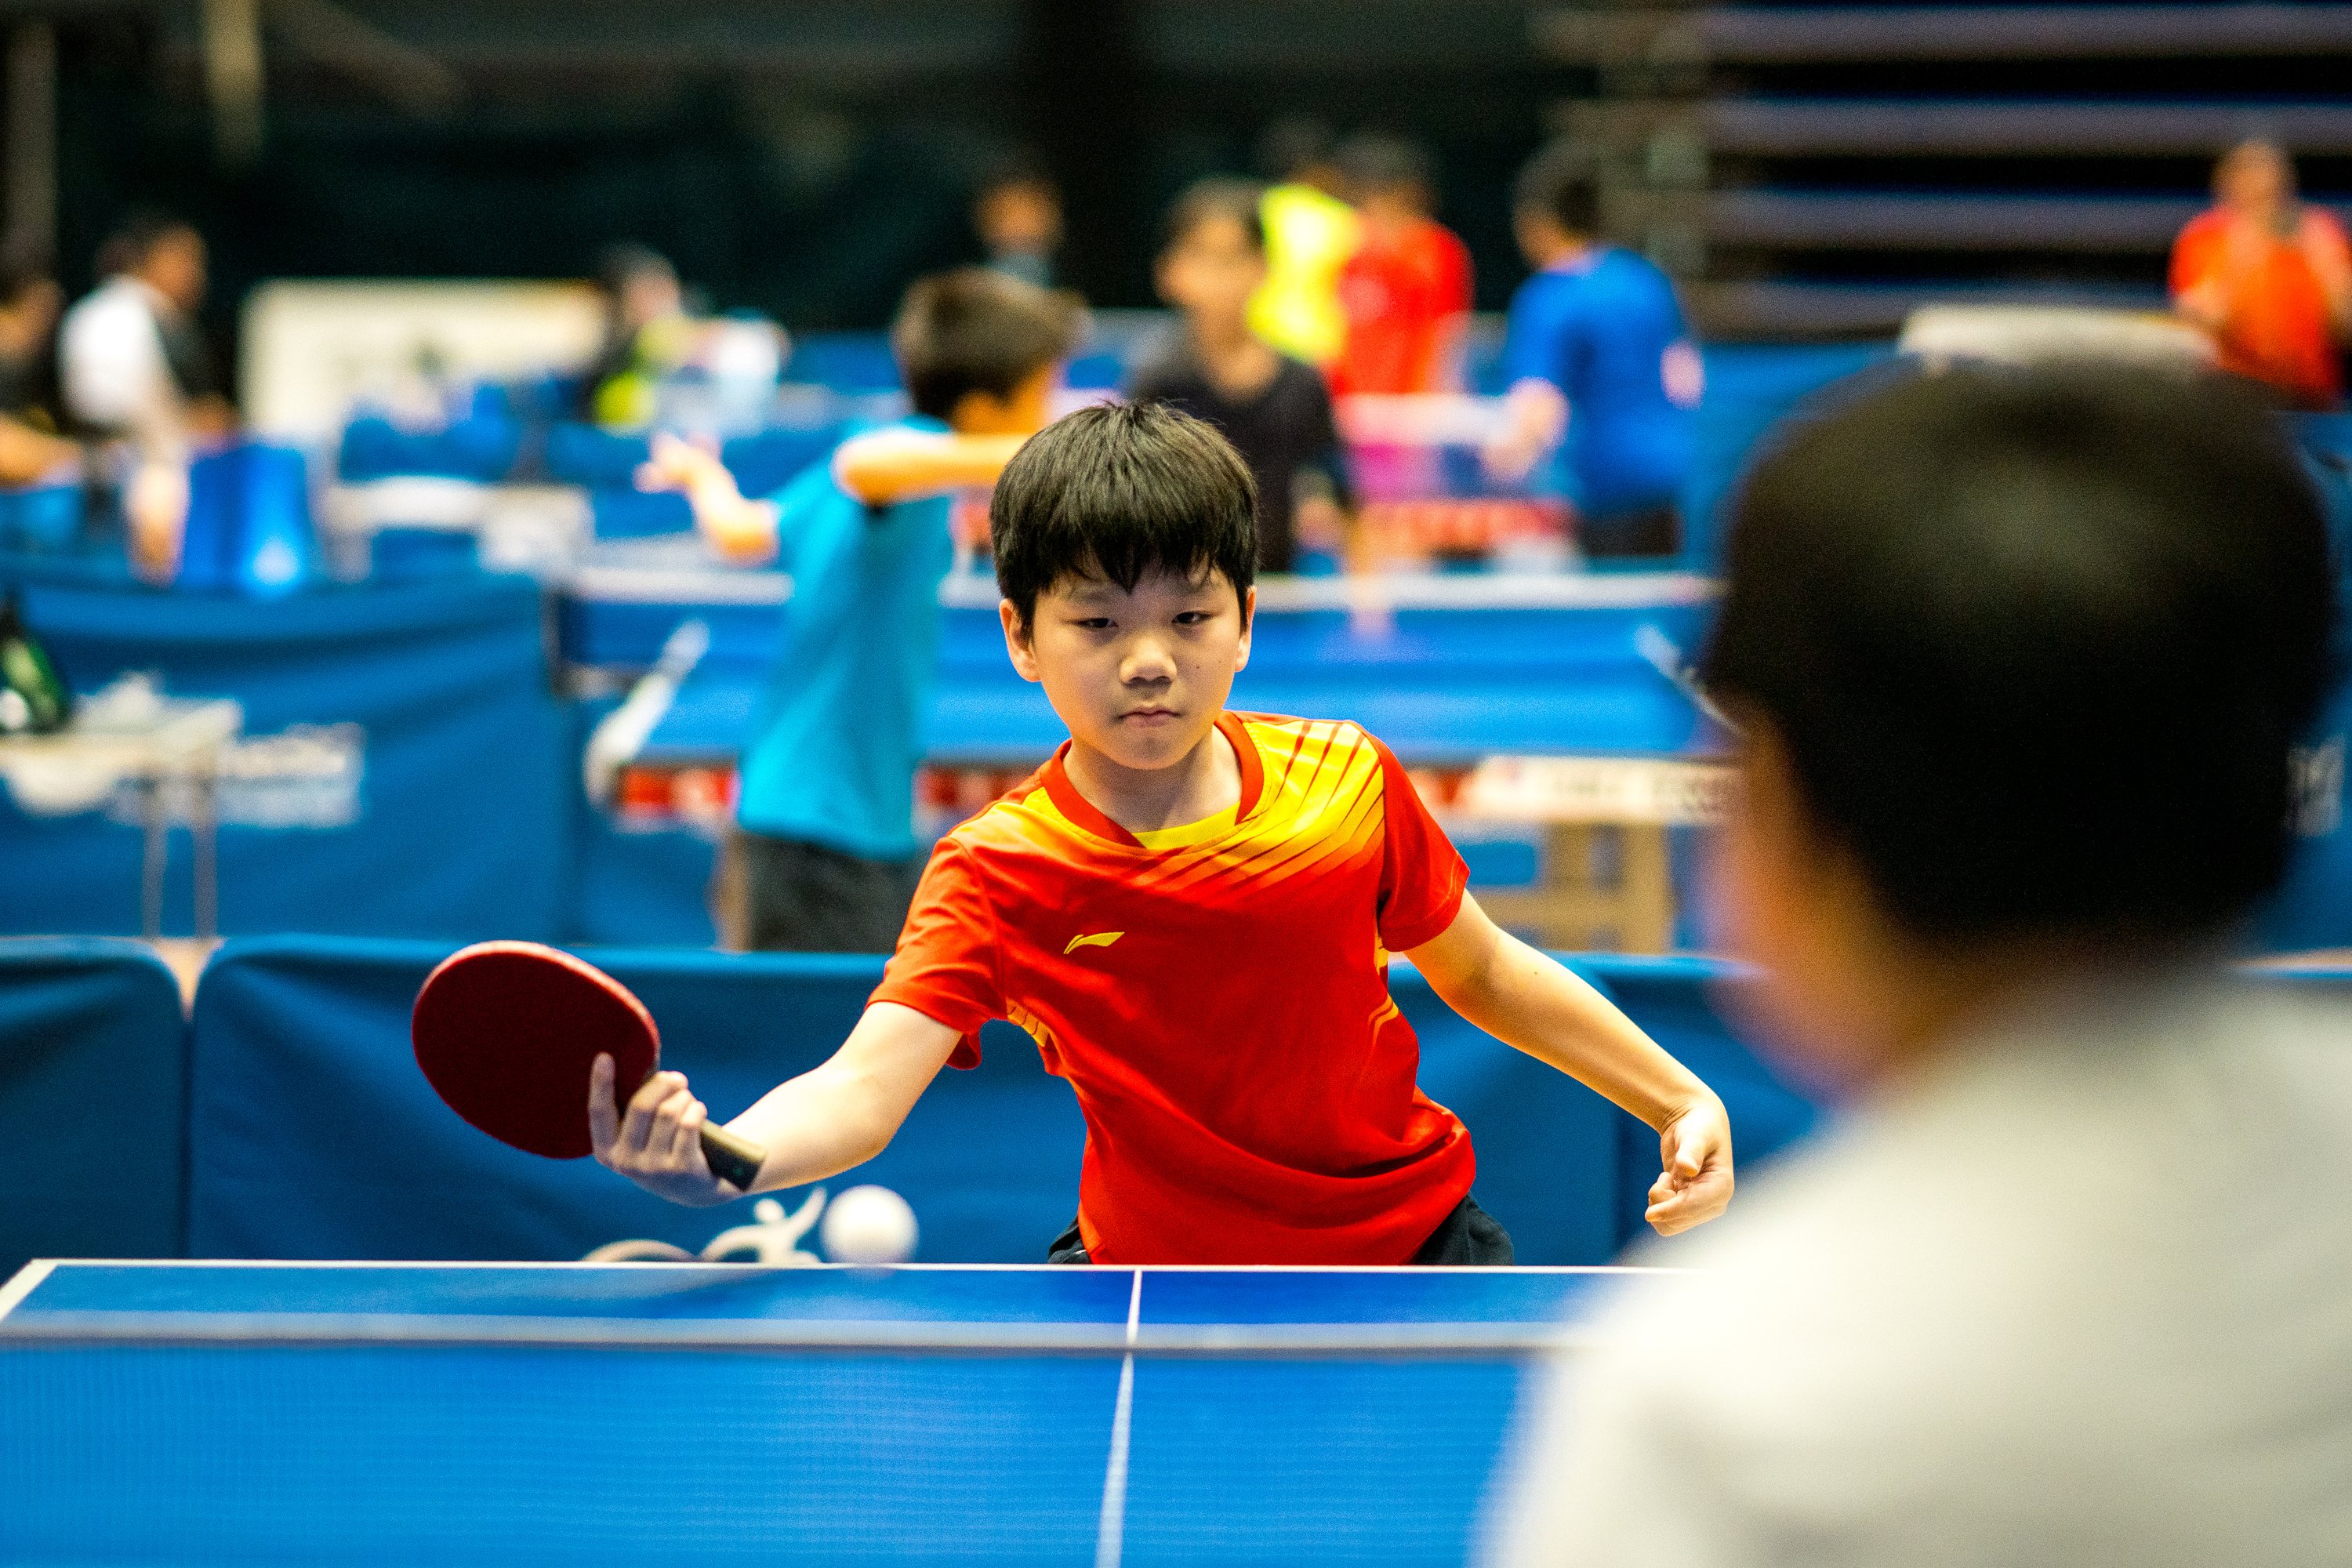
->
[647,270,1077,949]
[1484,143,1703,561]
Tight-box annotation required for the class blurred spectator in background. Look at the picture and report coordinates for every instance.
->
[1485,143,1700,560]
[1247,119,1359,371]
[1327,135,1471,396]
[2171,140,2352,409]
[1131,179,1352,574]
[583,243,691,427]
[60,212,232,455]
[0,243,78,485]
[60,214,233,579]
[974,162,1063,290]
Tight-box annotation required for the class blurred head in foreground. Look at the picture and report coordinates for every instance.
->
[1704,362,2336,1088]
[1499,360,2352,1568]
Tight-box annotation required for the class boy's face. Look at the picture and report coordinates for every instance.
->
[950,363,1061,437]
[140,230,207,313]
[978,180,1062,255]
[2217,143,2291,218]
[1001,565,1255,774]
[1356,183,1430,237]
[1156,216,1266,328]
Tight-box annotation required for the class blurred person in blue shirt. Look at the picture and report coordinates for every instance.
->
[645,270,1078,950]
[1484,143,1702,561]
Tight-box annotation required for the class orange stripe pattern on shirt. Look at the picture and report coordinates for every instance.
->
[870,711,1475,1265]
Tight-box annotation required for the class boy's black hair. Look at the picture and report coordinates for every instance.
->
[892,268,1080,423]
[1337,134,1434,201]
[1513,141,1601,236]
[990,401,1258,630]
[1705,361,2339,946]
[1162,178,1267,256]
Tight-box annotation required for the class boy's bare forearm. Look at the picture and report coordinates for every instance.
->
[724,1001,962,1192]
[724,1062,906,1192]
[832,431,1029,506]
[1415,899,1717,1130]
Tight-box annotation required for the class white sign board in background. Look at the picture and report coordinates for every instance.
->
[240,279,606,443]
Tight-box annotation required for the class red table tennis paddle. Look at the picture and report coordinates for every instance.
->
[412,941,768,1190]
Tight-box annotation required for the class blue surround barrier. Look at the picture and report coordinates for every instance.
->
[176,938,1820,1267]
[0,939,188,1278]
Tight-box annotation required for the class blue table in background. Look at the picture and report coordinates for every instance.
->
[564,565,1725,767]
[561,561,1726,946]
[0,1258,1630,1566]
[179,938,1814,1269]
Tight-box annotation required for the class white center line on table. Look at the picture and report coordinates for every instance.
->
[1094,1269,1144,1568]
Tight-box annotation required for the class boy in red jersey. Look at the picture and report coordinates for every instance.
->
[591,402,1734,1264]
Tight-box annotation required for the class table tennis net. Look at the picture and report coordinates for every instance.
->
[1,1332,1555,1566]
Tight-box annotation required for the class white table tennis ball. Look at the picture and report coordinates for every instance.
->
[820,1184,917,1265]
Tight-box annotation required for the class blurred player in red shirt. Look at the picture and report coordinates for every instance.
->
[1328,136,1472,396]
[2171,140,2352,408]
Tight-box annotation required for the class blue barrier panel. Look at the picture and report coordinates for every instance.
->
[0,938,187,1274]
[184,937,1690,1265]
[1570,953,1826,1254]
[0,574,569,940]
[187,938,1087,1264]
[568,818,719,948]
[565,697,722,948]
[1388,957,1628,1265]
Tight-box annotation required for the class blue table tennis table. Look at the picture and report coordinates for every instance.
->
[0,1259,1653,1566]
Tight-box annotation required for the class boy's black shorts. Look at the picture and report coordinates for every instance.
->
[725,829,920,953]
[1045,1194,1515,1266]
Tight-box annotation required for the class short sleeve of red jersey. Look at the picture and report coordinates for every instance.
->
[1370,735,1469,952]
[2169,211,2224,298]
[867,837,1001,1069]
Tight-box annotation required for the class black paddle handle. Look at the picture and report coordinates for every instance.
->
[699,1123,768,1190]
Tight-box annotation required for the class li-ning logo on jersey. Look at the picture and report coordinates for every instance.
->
[1064,931,1124,955]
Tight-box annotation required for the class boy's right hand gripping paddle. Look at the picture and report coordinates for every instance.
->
[412,941,768,1190]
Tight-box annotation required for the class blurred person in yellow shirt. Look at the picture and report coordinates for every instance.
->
[1247,119,1359,369]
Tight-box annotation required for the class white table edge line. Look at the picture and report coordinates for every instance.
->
[16,1259,1679,1275]
[0,1317,1604,1355]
